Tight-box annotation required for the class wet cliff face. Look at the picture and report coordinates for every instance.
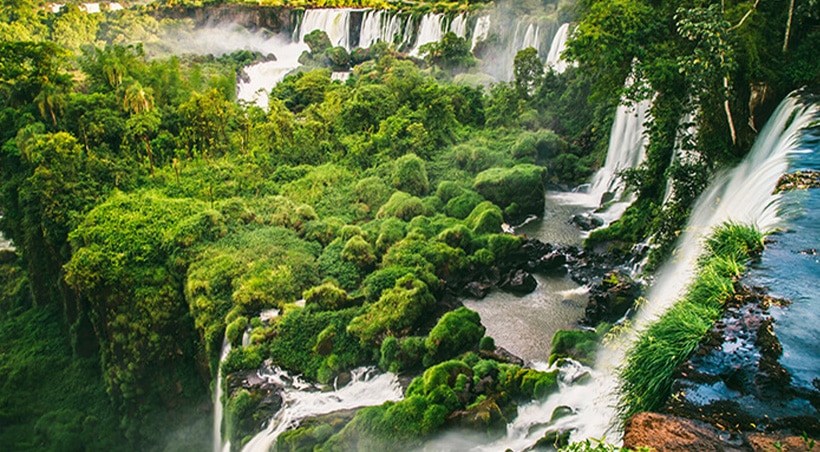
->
[151,4,293,33]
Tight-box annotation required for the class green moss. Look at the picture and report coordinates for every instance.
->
[473,164,546,219]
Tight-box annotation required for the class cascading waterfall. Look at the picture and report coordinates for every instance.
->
[358,10,413,50]
[552,86,651,226]
[213,339,232,452]
[470,15,491,51]
[409,12,467,56]
[485,93,819,450]
[513,22,541,53]
[241,367,403,452]
[449,14,468,38]
[545,23,572,73]
[295,8,352,49]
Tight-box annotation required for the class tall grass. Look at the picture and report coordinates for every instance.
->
[618,222,764,420]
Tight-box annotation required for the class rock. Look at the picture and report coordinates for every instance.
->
[570,213,604,231]
[500,269,537,295]
[746,433,815,452]
[537,251,567,274]
[583,270,641,326]
[550,405,574,422]
[479,346,525,367]
[599,191,615,205]
[623,412,733,452]
[464,281,492,299]
[775,170,820,193]
[524,429,572,451]
[449,397,508,435]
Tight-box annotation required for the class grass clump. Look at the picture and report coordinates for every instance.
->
[618,222,764,420]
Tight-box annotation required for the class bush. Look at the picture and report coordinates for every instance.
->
[341,235,376,269]
[435,181,465,203]
[445,191,484,219]
[347,275,435,343]
[464,201,504,234]
[474,164,546,219]
[424,307,485,365]
[226,316,248,347]
[303,282,349,311]
[479,336,495,351]
[355,176,393,216]
[436,224,474,252]
[392,153,429,196]
[548,329,600,366]
[317,239,362,291]
[487,234,523,260]
[376,191,425,221]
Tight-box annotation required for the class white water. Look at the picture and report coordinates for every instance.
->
[545,23,572,73]
[242,367,403,452]
[514,22,541,53]
[359,10,413,50]
[470,15,491,51]
[552,92,651,226]
[213,339,232,452]
[410,13,445,56]
[296,8,352,50]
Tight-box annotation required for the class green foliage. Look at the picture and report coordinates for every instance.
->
[619,223,764,420]
[304,281,349,311]
[548,329,602,366]
[445,191,485,219]
[420,32,477,73]
[479,336,495,352]
[348,275,435,343]
[464,201,504,234]
[392,153,430,196]
[341,235,376,269]
[424,307,485,365]
[226,316,248,347]
[473,164,546,219]
[376,191,426,221]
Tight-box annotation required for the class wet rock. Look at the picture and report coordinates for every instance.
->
[550,405,574,422]
[775,170,820,193]
[599,191,615,205]
[570,213,604,231]
[500,269,537,295]
[449,397,508,435]
[478,346,525,367]
[464,281,492,299]
[536,251,568,274]
[524,429,572,451]
[583,270,642,325]
[623,412,733,452]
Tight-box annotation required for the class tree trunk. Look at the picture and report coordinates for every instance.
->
[783,0,795,52]
[724,76,737,146]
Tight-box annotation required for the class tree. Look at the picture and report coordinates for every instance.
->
[513,47,543,99]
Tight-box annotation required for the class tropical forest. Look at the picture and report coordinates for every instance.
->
[0,0,818,451]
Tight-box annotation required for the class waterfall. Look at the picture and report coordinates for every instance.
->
[510,22,541,54]
[241,367,403,452]
[410,13,445,56]
[295,8,353,50]
[213,339,232,452]
[490,93,819,449]
[358,10,413,50]
[449,14,468,38]
[470,15,491,51]
[552,87,651,226]
[545,23,572,73]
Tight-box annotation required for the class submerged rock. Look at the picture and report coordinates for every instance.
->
[570,213,604,231]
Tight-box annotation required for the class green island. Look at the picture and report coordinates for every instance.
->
[1,0,818,451]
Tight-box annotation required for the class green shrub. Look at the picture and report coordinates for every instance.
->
[303,282,349,311]
[374,217,407,255]
[226,316,248,347]
[376,191,425,221]
[548,329,601,366]
[436,224,474,252]
[473,164,546,219]
[221,345,263,374]
[355,176,393,216]
[347,275,435,343]
[435,181,465,203]
[445,191,485,219]
[487,233,522,260]
[464,201,503,234]
[317,239,362,291]
[424,307,485,365]
[392,153,429,196]
[341,235,376,269]
[479,336,495,351]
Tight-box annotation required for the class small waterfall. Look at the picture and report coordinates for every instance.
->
[295,8,353,50]
[213,339,232,452]
[499,93,819,449]
[545,23,572,73]
[241,367,403,452]
[552,86,651,225]
[470,15,491,51]
[410,13,445,56]
[358,10,412,50]
[510,21,541,54]
[449,14,468,38]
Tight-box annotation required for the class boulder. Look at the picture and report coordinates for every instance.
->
[623,412,731,452]
[500,269,537,295]
[536,251,568,274]
[570,213,604,231]
[583,270,641,325]
[464,281,492,299]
